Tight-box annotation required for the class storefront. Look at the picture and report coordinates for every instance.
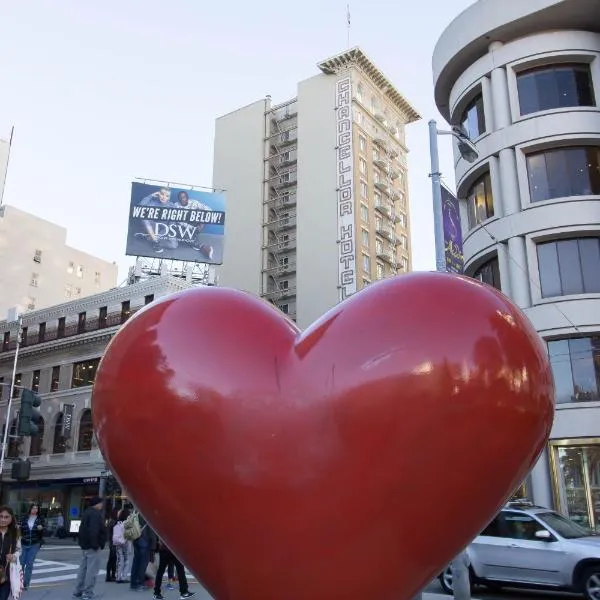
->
[549,438,600,532]
[2,476,100,530]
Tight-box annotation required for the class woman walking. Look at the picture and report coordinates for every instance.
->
[19,503,44,590]
[0,506,21,600]
[112,508,130,584]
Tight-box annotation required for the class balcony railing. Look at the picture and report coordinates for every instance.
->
[2,448,105,472]
[1,309,140,353]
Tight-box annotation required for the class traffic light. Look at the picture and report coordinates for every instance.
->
[18,389,42,436]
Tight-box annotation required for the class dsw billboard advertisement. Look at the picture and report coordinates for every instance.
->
[125,182,225,264]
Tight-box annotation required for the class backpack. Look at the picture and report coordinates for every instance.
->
[112,521,125,545]
[123,512,144,542]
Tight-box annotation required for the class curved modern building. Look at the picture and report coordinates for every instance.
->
[433,0,600,531]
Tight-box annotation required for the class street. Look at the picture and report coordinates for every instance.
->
[19,541,581,600]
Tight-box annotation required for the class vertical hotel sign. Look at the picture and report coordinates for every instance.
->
[336,77,357,300]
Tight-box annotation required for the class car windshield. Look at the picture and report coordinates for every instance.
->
[537,511,595,539]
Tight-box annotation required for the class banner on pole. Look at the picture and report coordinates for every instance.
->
[441,184,464,274]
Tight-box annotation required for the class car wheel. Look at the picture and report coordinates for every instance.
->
[582,566,600,600]
[438,567,453,595]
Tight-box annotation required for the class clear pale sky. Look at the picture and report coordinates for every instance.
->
[1,0,474,283]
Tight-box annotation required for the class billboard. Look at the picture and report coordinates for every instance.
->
[441,184,464,274]
[125,182,225,264]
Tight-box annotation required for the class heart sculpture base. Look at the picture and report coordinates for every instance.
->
[93,272,554,600]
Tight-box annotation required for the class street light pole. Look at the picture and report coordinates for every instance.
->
[0,314,23,477]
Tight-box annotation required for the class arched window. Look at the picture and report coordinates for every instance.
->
[52,412,66,454]
[7,420,19,458]
[29,416,45,457]
[77,410,93,451]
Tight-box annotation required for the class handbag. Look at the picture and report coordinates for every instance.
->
[9,559,24,600]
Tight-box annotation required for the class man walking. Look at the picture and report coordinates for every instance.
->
[73,497,106,600]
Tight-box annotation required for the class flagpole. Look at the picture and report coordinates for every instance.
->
[346,4,351,48]
[0,126,14,208]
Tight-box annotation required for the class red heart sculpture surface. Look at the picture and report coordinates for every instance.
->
[93,272,554,600]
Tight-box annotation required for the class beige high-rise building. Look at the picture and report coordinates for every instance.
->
[0,205,118,319]
[213,47,420,329]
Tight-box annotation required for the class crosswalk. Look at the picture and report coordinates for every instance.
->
[29,558,198,588]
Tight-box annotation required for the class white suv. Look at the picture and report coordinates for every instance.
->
[439,501,600,599]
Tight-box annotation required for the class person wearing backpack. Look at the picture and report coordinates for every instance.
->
[128,512,157,591]
[113,508,130,584]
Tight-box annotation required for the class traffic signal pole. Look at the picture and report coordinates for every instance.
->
[0,314,22,477]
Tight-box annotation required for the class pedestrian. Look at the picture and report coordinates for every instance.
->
[73,496,106,600]
[129,512,157,592]
[112,507,130,583]
[19,503,45,590]
[0,506,20,600]
[153,538,195,599]
[105,509,118,582]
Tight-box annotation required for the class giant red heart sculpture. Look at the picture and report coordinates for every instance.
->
[93,272,554,600]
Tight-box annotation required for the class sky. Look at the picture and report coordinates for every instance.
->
[0,0,474,283]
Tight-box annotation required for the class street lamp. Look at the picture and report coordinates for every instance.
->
[428,119,479,273]
[428,119,478,600]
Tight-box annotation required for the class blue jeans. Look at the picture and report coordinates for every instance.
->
[20,543,41,588]
[130,543,149,589]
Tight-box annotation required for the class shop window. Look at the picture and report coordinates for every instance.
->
[77,409,94,452]
[52,413,66,454]
[57,317,65,339]
[537,237,600,298]
[466,172,494,229]
[460,93,486,138]
[527,146,600,202]
[32,370,40,394]
[71,359,100,388]
[29,416,45,457]
[7,420,19,458]
[471,256,502,290]
[121,301,131,324]
[51,366,60,392]
[517,63,595,116]
[548,336,600,404]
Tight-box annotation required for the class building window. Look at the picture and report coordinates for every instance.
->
[2,332,9,352]
[99,306,108,328]
[362,253,371,273]
[472,256,501,290]
[362,278,370,287]
[356,82,364,101]
[57,317,65,338]
[144,294,155,305]
[38,322,46,343]
[400,257,409,271]
[374,170,381,184]
[75,287,81,297]
[376,262,385,279]
[94,271,101,286]
[29,415,45,457]
[67,262,74,274]
[21,327,27,347]
[527,146,600,203]
[398,212,407,228]
[537,237,600,298]
[517,64,595,116]
[52,413,66,454]
[548,336,600,403]
[77,312,86,334]
[25,297,35,311]
[71,358,100,388]
[374,191,382,208]
[76,265,84,279]
[32,370,40,393]
[13,373,21,398]
[400,234,408,250]
[30,273,39,288]
[361,229,369,247]
[460,94,486,138]
[51,366,60,392]
[359,158,367,175]
[360,204,368,222]
[359,135,366,152]
[65,284,73,299]
[77,409,94,451]
[467,172,494,229]
[376,239,383,254]
[33,249,42,264]
[360,180,368,198]
[373,147,380,162]
[121,301,131,323]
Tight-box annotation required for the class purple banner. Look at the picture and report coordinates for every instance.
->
[441,185,464,274]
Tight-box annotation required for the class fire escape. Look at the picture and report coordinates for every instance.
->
[262,100,298,321]
[372,110,405,275]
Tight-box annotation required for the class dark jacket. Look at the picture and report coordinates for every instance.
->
[19,515,45,547]
[134,515,157,550]
[78,507,106,551]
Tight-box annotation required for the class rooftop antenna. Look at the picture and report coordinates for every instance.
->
[346,4,351,49]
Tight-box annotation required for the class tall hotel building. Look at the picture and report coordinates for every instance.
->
[213,48,420,329]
